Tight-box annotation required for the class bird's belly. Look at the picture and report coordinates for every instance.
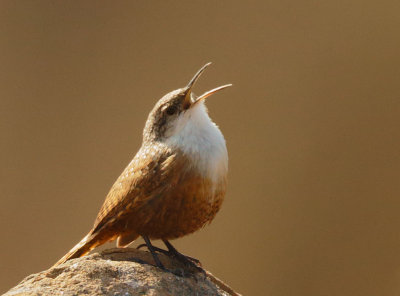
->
[129,175,226,239]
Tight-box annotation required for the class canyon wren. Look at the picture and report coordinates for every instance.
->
[54,63,231,268]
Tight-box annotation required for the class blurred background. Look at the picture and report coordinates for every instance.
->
[1,1,400,295]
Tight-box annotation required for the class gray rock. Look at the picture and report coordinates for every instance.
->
[4,248,240,296]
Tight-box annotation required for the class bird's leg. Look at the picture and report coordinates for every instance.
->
[138,239,202,270]
[138,239,203,275]
[162,239,202,266]
[137,243,170,256]
[142,235,165,269]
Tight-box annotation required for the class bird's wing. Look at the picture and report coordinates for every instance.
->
[92,145,181,233]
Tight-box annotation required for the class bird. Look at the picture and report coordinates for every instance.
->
[54,63,231,269]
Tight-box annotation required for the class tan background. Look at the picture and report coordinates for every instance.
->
[1,1,400,295]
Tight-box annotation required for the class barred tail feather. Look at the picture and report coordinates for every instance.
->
[53,232,98,267]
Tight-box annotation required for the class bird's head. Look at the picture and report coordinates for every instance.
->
[143,63,231,144]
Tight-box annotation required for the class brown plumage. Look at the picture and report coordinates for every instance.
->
[54,63,230,267]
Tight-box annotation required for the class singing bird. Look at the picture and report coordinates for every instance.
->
[54,63,231,268]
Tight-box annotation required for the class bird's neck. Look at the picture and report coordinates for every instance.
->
[165,103,228,184]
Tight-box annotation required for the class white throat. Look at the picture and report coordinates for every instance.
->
[165,102,228,183]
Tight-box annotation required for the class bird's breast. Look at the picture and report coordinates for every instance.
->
[165,103,228,185]
[137,159,227,239]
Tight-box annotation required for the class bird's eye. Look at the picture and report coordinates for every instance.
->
[165,105,177,116]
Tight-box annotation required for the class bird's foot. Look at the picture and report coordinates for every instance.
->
[162,240,204,274]
[137,241,204,274]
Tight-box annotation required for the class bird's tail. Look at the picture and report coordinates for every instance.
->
[53,231,100,267]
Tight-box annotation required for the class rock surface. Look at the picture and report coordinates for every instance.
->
[4,248,240,296]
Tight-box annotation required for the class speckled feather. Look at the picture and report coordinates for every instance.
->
[92,142,172,233]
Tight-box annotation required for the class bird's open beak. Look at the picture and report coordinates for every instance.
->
[191,84,232,107]
[183,62,232,109]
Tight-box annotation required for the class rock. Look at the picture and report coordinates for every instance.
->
[4,248,240,296]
